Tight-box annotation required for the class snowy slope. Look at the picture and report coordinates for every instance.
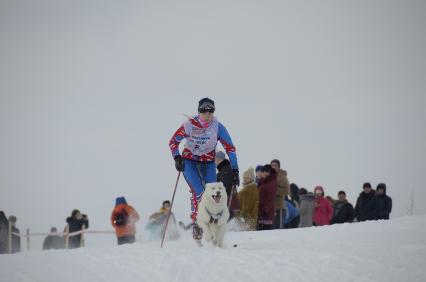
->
[1,215,426,282]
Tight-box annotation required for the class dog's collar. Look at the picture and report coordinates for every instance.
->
[205,207,224,224]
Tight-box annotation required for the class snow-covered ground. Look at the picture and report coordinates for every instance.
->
[1,215,426,282]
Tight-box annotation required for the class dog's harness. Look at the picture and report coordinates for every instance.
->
[205,207,224,224]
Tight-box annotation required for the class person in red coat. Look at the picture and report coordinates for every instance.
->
[257,165,277,230]
[313,186,333,226]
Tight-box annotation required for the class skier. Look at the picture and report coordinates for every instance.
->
[169,98,239,243]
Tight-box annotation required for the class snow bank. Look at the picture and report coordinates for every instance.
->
[1,215,426,282]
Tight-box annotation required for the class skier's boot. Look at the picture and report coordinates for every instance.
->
[192,223,203,247]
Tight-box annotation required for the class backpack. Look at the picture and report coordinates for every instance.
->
[114,208,129,226]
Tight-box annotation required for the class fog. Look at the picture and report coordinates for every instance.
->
[1,0,425,248]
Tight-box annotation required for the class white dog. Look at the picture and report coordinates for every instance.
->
[196,182,230,247]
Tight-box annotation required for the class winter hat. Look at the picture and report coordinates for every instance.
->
[255,165,264,173]
[314,186,324,195]
[363,182,372,189]
[338,190,346,196]
[215,151,226,161]
[198,98,215,113]
[242,167,255,185]
[261,164,276,175]
[115,197,127,206]
[377,183,387,192]
[299,188,308,195]
[290,183,299,195]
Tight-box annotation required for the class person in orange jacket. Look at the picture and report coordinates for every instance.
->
[111,197,140,245]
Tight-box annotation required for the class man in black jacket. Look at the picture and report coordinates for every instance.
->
[215,151,239,219]
[331,191,355,224]
[355,183,379,222]
[0,211,9,254]
[376,183,392,220]
[66,209,89,249]
[43,227,64,250]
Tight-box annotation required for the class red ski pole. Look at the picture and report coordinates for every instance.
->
[161,171,181,248]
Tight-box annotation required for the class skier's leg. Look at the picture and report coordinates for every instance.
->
[182,160,205,241]
[204,161,217,184]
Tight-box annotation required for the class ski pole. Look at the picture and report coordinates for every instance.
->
[161,171,181,248]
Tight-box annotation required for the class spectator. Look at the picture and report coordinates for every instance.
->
[237,167,259,231]
[326,196,335,206]
[284,199,300,229]
[330,191,355,224]
[258,165,277,230]
[8,216,20,253]
[43,227,64,250]
[290,183,300,206]
[215,151,240,219]
[376,183,392,220]
[0,211,9,254]
[146,201,179,241]
[355,182,379,222]
[66,209,89,249]
[270,159,290,229]
[313,186,333,226]
[255,165,263,185]
[299,188,315,228]
[111,197,140,245]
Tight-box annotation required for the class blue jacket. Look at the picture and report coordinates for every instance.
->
[284,200,299,224]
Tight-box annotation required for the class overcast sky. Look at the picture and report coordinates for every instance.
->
[1,0,425,248]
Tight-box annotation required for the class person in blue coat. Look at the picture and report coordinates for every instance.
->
[284,200,300,229]
[169,98,239,242]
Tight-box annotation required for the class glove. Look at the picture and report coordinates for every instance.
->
[174,155,185,172]
[232,169,240,187]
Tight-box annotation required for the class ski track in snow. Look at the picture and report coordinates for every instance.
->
[1,215,426,282]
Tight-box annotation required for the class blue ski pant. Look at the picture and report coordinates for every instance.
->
[182,160,216,223]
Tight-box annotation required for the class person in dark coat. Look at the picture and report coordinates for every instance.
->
[8,216,20,253]
[257,165,277,230]
[355,183,379,222]
[215,151,240,219]
[66,209,89,249]
[290,183,300,206]
[331,191,355,224]
[0,211,9,254]
[43,227,64,250]
[376,183,392,220]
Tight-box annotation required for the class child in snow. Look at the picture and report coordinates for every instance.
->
[146,201,179,241]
